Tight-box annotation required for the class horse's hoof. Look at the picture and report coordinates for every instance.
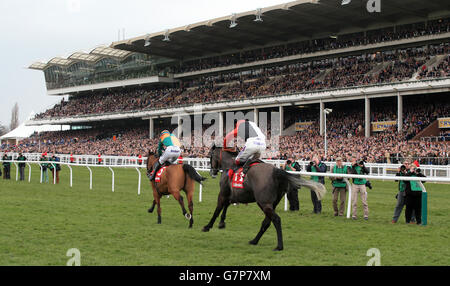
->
[202,226,210,232]
[218,222,226,229]
[185,213,192,220]
[148,208,154,213]
[273,246,283,251]
[249,240,258,245]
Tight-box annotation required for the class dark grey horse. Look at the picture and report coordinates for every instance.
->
[203,145,326,251]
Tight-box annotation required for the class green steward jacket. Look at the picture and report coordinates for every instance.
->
[349,165,367,185]
[332,165,347,188]
[2,155,11,167]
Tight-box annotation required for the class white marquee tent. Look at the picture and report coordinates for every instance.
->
[0,112,69,145]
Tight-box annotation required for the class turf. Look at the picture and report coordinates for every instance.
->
[0,164,449,266]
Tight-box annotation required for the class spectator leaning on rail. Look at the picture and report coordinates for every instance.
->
[284,159,301,211]
[17,153,27,181]
[2,152,11,180]
[330,157,347,217]
[405,161,426,225]
[348,156,370,220]
[306,155,326,214]
[392,159,415,224]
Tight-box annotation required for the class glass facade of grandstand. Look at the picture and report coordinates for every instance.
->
[44,53,172,90]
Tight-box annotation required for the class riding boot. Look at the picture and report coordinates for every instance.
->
[149,161,162,181]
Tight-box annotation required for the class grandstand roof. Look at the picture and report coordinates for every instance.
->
[28,46,134,70]
[29,0,449,70]
[68,52,102,63]
[111,0,450,60]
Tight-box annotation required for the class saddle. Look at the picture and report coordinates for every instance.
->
[153,161,174,183]
[227,159,263,189]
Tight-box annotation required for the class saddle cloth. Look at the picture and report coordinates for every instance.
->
[227,162,261,189]
[155,166,168,183]
[230,167,245,189]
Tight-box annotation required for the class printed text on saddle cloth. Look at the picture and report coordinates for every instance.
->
[155,166,168,183]
[228,162,261,189]
[230,168,245,189]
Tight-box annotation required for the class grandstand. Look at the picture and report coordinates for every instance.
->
[3,0,450,164]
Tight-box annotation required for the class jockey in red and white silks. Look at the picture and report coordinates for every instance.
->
[223,119,266,168]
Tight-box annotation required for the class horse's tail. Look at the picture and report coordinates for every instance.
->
[276,169,326,200]
[183,164,206,184]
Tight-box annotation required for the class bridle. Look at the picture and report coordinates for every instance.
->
[210,148,223,175]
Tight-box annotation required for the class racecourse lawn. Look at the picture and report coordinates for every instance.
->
[0,165,449,266]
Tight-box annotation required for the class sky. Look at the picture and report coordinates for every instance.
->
[0,0,291,130]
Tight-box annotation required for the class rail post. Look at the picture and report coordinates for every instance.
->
[135,167,141,195]
[419,181,428,226]
[14,162,18,181]
[68,165,73,187]
[344,178,353,219]
[284,194,288,211]
[51,163,56,185]
[39,164,43,184]
[108,167,115,193]
[86,166,92,190]
[26,163,31,182]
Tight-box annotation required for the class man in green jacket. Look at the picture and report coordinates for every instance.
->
[40,153,49,183]
[392,160,415,223]
[405,164,425,225]
[331,157,347,217]
[284,160,301,211]
[306,156,327,214]
[17,153,27,181]
[348,156,369,220]
[2,153,11,180]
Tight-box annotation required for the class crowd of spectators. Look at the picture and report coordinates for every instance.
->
[170,18,449,74]
[4,98,449,165]
[34,43,449,120]
[1,125,447,165]
[1,127,155,157]
[275,130,449,165]
[418,55,450,79]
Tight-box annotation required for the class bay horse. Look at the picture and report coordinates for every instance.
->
[203,144,326,251]
[146,150,206,228]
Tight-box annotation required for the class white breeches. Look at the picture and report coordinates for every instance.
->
[159,145,181,165]
[235,137,266,164]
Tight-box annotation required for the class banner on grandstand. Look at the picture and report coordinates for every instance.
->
[371,121,397,132]
[295,122,314,131]
[438,118,450,129]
